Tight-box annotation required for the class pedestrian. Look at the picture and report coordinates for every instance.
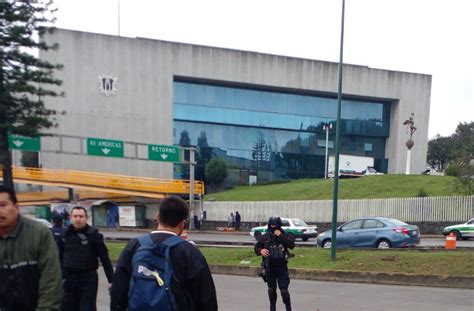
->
[51,212,65,258]
[110,196,218,311]
[0,186,63,310]
[59,206,114,311]
[255,216,295,311]
[235,211,241,231]
[228,212,234,228]
[63,208,70,227]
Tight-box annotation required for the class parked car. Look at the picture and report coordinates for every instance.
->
[34,218,52,229]
[250,218,318,241]
[316,217,420,249]
[363,167,384,176]
[442,218,474,240]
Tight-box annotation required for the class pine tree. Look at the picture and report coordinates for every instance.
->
[0,0,63,189]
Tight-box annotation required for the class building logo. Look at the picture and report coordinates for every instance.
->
[98,74,118,96]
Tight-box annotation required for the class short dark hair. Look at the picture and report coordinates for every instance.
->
[0,186,18,204]
[158,196,189,227]
[71,206,87,217]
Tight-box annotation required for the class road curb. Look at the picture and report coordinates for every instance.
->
[209,265,474,289]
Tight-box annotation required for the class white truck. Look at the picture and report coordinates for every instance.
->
[328,154,380,178]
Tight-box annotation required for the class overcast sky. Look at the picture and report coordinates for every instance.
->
[52,0,473,138]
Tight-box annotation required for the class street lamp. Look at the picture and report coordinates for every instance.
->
[323,123,333,179]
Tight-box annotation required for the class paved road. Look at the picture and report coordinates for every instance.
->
[102,230,474,248]
[97,271,473,311]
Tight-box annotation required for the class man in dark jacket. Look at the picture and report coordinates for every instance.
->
[59,206,114,311]
[255,216,295,311]
[110,196,218,311]
[0,186,63,310]
[51,213,64,241]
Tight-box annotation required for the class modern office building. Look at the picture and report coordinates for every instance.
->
[38,29,431,184]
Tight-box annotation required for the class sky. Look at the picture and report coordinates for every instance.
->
[51,0,473,138]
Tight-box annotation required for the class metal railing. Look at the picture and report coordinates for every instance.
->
[1,166,204,197]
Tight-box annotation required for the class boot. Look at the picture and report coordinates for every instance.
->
[281,288,291,311]
[268,287,277,311]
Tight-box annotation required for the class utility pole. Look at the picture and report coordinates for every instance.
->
[188,147,197,229]
[330,0,346,261]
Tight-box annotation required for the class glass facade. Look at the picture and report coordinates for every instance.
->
[173,80,390,184]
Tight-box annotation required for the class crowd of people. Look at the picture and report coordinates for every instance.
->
[0,185,293,310]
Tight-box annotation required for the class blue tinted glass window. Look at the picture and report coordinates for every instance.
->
[173,81,390,182]
[173,81,390,136]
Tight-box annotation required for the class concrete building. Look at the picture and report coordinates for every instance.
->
[38,29,431,184]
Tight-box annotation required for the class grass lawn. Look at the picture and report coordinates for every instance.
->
[106,242,474,277]
[206,175,458,201]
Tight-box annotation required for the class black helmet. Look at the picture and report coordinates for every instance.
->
[267,216,282,231]
[51,213,63,224]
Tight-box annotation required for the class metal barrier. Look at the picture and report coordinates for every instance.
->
[0,166,204,198]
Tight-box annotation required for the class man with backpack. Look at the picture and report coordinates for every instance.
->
[110,196,218,311]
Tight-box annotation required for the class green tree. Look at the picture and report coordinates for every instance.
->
[0,0,63,189]
[427,134,454,171]
[451,121,474,160]
[450,122,474,195]
[196,131,213,182]
[252,131,270,170]
[205,157,228,189]
[178,130,191,179]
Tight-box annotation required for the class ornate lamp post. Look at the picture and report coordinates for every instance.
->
[403,113,417,175]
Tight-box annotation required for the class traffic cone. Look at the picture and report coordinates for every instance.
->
[445,232,456,250]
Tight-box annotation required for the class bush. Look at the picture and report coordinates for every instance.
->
[445,164,461,177]
[416,188,429,197]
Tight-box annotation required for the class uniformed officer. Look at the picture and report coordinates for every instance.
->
[255,216,295,311]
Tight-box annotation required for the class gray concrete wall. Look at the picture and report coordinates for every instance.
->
[203,196,474,223]
[40,29,431,178]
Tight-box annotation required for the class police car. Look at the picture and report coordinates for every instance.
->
[442,218,474,240]
[250,218,318,241]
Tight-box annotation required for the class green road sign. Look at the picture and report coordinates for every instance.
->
[148,144,180,163]
[8,135,41,151]
[87,138,124,158]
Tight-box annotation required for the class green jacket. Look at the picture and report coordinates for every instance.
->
[0,215,63,311]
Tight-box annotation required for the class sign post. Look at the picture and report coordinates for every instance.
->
[148,144,180,163]
[8,135,41,151]
[86,138,124,158]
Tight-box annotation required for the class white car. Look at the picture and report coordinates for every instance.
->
[442,219,474,240]
[364,167,384,176]
[250,218,318,241]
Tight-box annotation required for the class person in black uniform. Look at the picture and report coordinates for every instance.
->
[255,216,295,311]
[110,196,218,311]
[59,206,114,311]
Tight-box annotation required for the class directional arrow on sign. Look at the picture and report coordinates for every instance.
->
[102,148,111,155]
[13,140,24,148]
[160,154,168,160]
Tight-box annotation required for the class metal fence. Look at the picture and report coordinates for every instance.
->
[203,196,474,223]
